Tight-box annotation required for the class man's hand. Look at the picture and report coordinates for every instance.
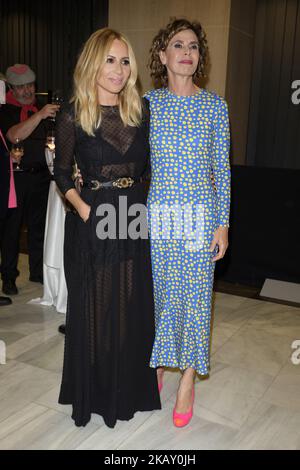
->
[7,104,60,143]
[38,104,60,120]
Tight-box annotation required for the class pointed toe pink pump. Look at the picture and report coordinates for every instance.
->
[173,387,194,428]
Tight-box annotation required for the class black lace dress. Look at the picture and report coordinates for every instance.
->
[54,101,161,428]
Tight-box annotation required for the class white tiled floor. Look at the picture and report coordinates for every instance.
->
[0,254,299,450]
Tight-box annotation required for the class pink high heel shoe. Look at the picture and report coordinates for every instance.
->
[173,387,194,428]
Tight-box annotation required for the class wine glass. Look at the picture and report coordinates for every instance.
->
[46,130,55,153]
[51,90,63,106]
[45,130,55,174]
[11,138,24,171]
[50,90,63,122]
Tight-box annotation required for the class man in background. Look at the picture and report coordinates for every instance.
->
[0,64,59,296]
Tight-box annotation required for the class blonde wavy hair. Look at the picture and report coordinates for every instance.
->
[72,28,142,135]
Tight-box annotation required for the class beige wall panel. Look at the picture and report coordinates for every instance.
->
[118,29,155,94]
[204,25,230,96]
[109,0,231,30]
[109,0,231,95]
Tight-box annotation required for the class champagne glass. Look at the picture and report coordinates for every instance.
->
[50,90,63,122]
[11,138,24,171]
[51,90,63,106]
[46,129,55,153]
[45,130,55,174]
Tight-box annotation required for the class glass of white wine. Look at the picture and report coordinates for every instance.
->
[11,138,24,171]
[50,90,63,122]
[46,130,55,153]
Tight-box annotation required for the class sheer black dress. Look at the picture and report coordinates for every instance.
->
[54,100,161,428]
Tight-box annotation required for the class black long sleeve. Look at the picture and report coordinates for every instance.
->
[54,105,76,195]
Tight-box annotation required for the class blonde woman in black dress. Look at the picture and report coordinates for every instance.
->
[54,28,161,428]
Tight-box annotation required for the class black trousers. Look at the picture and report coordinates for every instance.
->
[0,169,50,282]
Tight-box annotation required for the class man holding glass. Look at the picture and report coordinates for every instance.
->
[0,64,59,295]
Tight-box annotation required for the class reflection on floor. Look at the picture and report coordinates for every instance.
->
[0,254,300,450]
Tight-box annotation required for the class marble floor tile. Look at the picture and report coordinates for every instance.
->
[76,411,157,450]
[261,359,300,412]
[0,402,49,441]
[229,401,300,450]
[246,302,300,339]
[0,330,25,346]
[212,300,262,328]
[0,361,60,423]
[213,292,254,309]
[6,327,61,360]
[0,358,19,376]
[190,404,239,431]
[213,326,293,376]
[36,383,160,437]
[203,360,274,398]
[0,254,299,449]
[117,399,238,450]
[0,407,100,450]
[35,384,72,417]
[192,381,260,426]
[14,334,64,373]
[0,305,63,336]
[210,322,241,355]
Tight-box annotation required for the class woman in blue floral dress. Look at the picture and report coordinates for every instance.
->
[145,19,231,427]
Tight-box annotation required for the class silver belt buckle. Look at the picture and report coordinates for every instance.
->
[90,180,101,190]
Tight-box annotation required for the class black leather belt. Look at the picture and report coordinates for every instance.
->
[82,177,143,190]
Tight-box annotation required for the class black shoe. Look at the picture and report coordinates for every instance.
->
[58,324,66,335]
[2,280,18,296]
[29,276,43,284]
[0,296,12,306]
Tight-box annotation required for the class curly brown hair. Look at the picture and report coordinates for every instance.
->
[149,18,208,88]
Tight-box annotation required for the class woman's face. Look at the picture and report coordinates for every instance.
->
[159,29,200,81]
[96,39,131,102]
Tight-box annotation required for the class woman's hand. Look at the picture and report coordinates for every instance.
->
[74,167,83,193]
[209,226,229,261]
[64,188,90,222]
[78,202,91,223]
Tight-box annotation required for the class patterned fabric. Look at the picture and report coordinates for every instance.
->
[145,87,231,375]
